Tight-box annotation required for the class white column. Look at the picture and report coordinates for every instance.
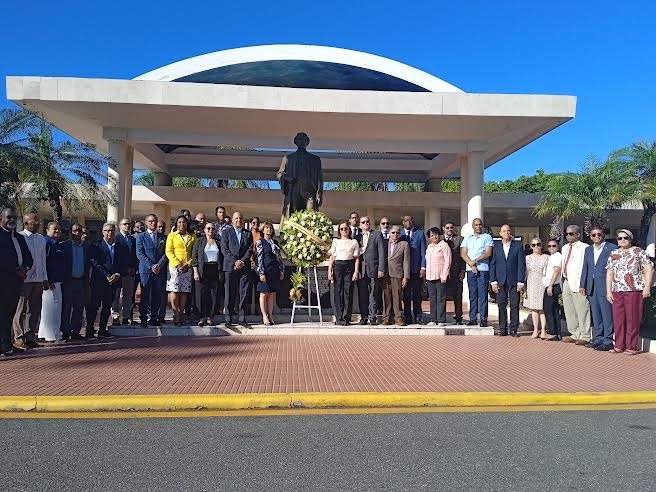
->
[459,155,469,229]
[107,159,119,224]
[466,151,485,226]
[424,208,442,229]
[153,203,171,229]
[107,139,134,222]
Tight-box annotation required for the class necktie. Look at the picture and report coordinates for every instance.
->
[563,244,574,278]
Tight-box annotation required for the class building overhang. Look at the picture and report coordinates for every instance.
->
[6,76,576,180]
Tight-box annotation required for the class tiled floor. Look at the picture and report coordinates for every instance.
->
[1,336,655,396]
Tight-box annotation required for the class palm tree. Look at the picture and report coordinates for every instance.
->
[534,157,640,236]
[23,120,111,223]
[610,141,656,245]
[0,108,40,207]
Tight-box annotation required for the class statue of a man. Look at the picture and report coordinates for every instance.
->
[277,132,323,219]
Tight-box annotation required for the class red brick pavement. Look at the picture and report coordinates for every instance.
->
[1,336,655,396]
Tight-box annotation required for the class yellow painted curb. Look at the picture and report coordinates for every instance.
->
[0,391,655,413]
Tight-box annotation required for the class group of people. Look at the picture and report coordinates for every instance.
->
[0,202,652,356]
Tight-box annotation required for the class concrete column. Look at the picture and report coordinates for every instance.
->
[154,203,171,230]
[425,178,442,192]
[107,139,134,222]
[466,151,485,226]
[154,172,173,186]
[107,160,119,224]
[459,155,469,229]
[424,208,442,229]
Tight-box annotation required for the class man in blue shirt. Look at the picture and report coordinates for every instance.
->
[460,218,494,327]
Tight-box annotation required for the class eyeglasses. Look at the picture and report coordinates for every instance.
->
[102,229,115,233]
[5,215,17,220]
[380,222,389,225]
[390,231,400,234]
[531,243,541,247]
[617,236,630,241]
[120,222,130,226]
[206,227,215,231]
[339,227,349,231]
[565,232,578,236]
[444,226,454,229]
[360,220,369,224]
[145,219,156,223]
[547,244,558,248]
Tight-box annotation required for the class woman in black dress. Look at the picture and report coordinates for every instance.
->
[256,222,285,326]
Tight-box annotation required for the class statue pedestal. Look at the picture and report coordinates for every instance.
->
[290,267,323,326]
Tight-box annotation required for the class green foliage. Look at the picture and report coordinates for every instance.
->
[332,182,389,191]
[484,169,554,193]
[441,180,460,192]
[534,157,640,235]
[134,171,270,189]
[394,182,425,192]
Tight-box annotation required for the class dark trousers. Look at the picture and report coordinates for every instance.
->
[87,283,118,335]
[139,272,166,322]
[333,260,355,323]
[61,278,88,336]
[543,283,562,337]
[0,284,21,351]
[357,273,381,321]
[427,280,447,323]
[403,273,423,322]
[447,277,464,321]
[224,268,249,323]
[198,263,221,318]
[383,276,404,320]
[612,291,643,351]
[590,293,614,346]
[496,281,520,333]
[467,271,490,322]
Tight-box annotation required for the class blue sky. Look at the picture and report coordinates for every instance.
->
[2,0,654,181]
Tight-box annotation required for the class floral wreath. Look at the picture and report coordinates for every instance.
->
[280,210,333,268]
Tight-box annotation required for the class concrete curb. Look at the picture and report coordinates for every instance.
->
[2,391,656,413]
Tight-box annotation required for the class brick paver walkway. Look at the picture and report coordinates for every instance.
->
[1,336,656,396]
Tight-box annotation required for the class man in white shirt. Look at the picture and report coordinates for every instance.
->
[13,213,47,349]
[560,225,591,344]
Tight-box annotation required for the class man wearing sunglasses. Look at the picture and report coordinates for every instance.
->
[580,227,616,350]
[443,222,466,325]
[136,214,169,327]
[357,216,386,325]
[490,224,525,335]
[560,225,591,345]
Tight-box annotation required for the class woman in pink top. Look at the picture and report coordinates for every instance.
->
[424,227,452,326]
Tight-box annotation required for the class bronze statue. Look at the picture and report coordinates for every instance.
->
[277,132,323,220]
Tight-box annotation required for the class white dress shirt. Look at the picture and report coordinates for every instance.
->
[20,230,47,282]
[593,242,605,265]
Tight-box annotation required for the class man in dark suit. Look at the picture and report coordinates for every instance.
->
[443,222,466,325]
[357,216,387,325]
[61,223,89,341]
[490,224,526,336]
[136,214,168,327]
[112,218,138,325]
[221,211,253,328]
[580,227,617,351]
[87,222,128,338]
[400,215,427,324]
[0,208,33,356]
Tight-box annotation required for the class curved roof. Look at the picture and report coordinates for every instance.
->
[135,44,464,93]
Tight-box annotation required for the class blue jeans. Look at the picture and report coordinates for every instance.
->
[467,271,489,322]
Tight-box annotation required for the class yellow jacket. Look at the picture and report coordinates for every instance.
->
[166,231,196,268]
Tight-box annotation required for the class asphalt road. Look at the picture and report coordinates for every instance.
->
[4,409,656,491]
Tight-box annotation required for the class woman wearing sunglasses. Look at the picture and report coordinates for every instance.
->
[524,238,549,338]
[328,221,360,326]
[606,229,653,354]
[192,223,223,326]
[542,240,563,340]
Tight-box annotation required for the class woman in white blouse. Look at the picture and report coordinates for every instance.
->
[328,221,361,326]
[542,239,563,341]
[192,223,223,326]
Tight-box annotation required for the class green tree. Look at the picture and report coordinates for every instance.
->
[484,169,554,193]
[23,120,111,223]
[534,157,640,236]
[610,141,656,245]
[0,108,40,207]
[394,182,425,192]
[333,182,389,191]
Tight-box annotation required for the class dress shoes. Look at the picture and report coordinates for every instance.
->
[369,317,378,326]
[562,336,576,343]
[26,340,41,348]
[416,318,426,325]
[395,318,406,327]
[359,319,368,325]
[479,321,488,328]
[466,320,478,326]
[14,341,29,350]
[111,318,121,326]
[497,331,508,337]
[0,350,14,358]
[382,319,392,326]
[455,319,463,325]
[575,339,589,346]
[239,321,251,329]
[149,319,162,327]
[97,332,114,339]
[11,345,26,353]
[140,321,148,328]
[70,334,84,341]
[594,344,613,352]
[584,341,601,349]
[510,332,520,338]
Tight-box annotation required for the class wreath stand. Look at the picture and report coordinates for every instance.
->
[290,266,323,326]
